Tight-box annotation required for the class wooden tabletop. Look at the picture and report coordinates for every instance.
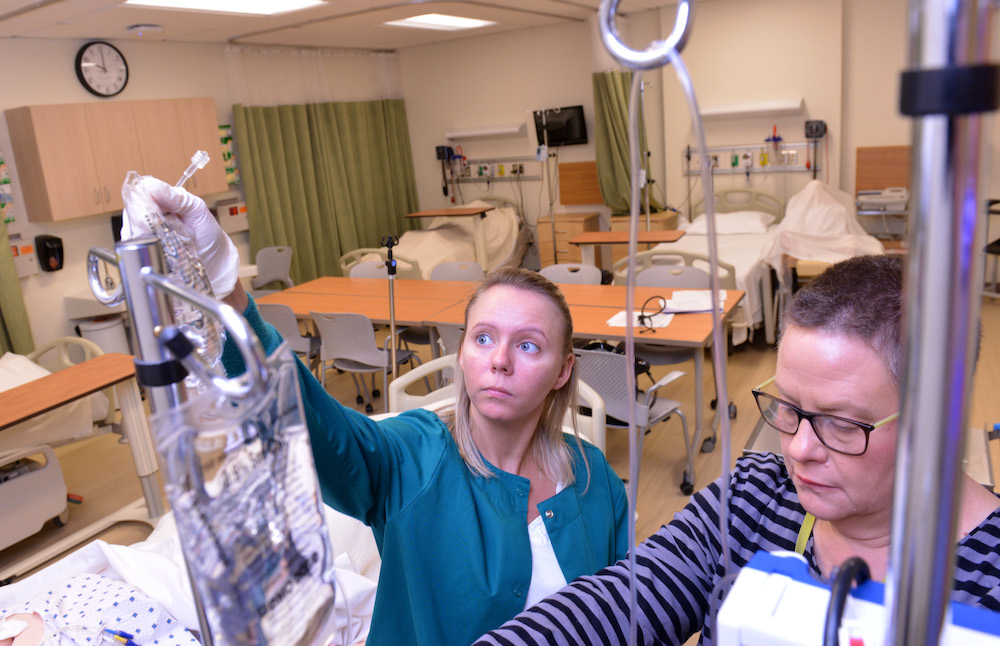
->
[0,353,136,430]
[257,292,461,327]
[406,206,494,218]
[569,230,686,246]
[287,276,479,300]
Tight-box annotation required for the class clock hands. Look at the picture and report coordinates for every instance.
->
[98,48,107,73]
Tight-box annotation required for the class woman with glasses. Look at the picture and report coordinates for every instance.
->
[476,254,1000,646]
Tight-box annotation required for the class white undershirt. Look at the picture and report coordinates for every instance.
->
[524,484,568,609]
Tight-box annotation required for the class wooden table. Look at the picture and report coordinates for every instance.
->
[569,230,686,266]
[287,276,478,301]
[406,206,495,269]
[0,353,161,580]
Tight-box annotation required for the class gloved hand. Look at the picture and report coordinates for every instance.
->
[121,176,240,298]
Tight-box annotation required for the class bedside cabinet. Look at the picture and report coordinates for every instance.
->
[607,211,679,266]
[537,212,601,267]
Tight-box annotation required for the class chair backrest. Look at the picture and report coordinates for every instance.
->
[27,336,114,426]
[573,349,648,428]
[539,263,602,285]
[310,311,385,366]
[340,248,422,279]
[430,261,485,281]
[389,353,456,413]
[435,323,465,356]
[387,353,607,453]
[258,303,310,354]
[635,264,712,289]
[252,246,294,290]
[349,260,389,279]
[613,249,736,289]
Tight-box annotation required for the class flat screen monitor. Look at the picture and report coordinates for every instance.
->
[534,105,587,147]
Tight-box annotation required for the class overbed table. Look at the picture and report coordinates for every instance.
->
[568,230,686,266]
[0,353,161,580]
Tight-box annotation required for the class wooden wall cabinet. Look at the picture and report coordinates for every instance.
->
[607,211,680,266]
[536,212,601,267]
[6,97,228,222]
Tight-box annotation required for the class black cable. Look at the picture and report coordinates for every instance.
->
[637,294,665,333]
[823,557,871,646]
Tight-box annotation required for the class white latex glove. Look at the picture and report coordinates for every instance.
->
[121,176,240,298]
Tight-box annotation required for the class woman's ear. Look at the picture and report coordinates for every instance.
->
[553,352,574,391]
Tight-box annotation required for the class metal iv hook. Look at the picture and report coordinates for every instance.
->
[598,0,694,70]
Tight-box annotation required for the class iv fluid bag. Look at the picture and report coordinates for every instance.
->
[122,171,222,390]
[151,344,337,645]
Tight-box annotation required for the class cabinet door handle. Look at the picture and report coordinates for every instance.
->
[94,188,101,205]
[103,187,111,203]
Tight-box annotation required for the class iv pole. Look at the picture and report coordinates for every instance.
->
[382,235,400,380]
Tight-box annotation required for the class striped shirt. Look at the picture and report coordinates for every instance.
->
[475,452,1000,646]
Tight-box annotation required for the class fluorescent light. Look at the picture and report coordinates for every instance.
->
[123,0,324,16]
[384,13,496,31]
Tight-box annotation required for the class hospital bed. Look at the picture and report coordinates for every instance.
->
[646,188,785,345]
[341,197,531,279]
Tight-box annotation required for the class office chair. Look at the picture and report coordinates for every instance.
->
[348,260,389,278]
[399,262,483,353]
[310,311,422,414]
[258,303,321,378]
[574,348,691,492]
[251,246,294,297]
[539,263,602,285]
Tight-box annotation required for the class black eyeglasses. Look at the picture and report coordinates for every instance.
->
[751,376,899,456]
[637,295,665,334]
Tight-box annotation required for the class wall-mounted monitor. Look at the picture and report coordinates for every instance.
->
[533,105,587,147]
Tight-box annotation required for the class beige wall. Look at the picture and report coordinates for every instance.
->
[0,38,247,350]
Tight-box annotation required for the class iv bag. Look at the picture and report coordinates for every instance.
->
[151,342,338,645]
[121,170,223,391]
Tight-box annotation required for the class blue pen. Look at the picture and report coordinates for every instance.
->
[103,628,139,645]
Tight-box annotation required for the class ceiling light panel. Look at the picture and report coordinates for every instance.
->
[383,13,496,31]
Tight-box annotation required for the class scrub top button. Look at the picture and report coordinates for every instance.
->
[516,488,524,497]
[544,510,554,519]
[514,586,522,597]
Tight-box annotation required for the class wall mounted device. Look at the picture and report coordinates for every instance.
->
[533,105,587,147]
[34,234,63,271]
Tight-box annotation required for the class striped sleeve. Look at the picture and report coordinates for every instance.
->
[475,453,805,646]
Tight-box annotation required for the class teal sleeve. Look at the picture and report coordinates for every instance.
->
[221,296,448,528]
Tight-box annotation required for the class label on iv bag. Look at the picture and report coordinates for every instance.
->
[154,345,337,645]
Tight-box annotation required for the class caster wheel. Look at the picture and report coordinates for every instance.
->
[680,481,694,496]
[53,509,69,527]
[728,403,737,419]
[701,437,716,453]
[364,403,374,414]
[356,395,364,405]
[710,397,718,410]
[372,389,381,399]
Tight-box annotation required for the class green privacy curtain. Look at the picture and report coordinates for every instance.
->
[592,71,663,215]
[233,99,419,281]
[0,223,34,354]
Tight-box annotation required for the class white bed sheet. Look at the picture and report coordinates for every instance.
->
[650,230,777,345]
[0,505,380,645]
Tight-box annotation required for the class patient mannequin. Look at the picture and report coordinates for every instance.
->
[133,177,629,646]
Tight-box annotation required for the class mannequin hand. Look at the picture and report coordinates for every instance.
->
[139,176,240,298]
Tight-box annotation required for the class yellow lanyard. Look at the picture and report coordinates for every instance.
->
[795,512,816,555]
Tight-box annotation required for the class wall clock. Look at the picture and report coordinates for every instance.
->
[75,41,129,98]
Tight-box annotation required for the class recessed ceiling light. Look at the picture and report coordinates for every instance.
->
[123,0,324,16]
[383,13,496,32]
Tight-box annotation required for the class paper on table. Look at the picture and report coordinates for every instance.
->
[661,289,727,313]
[606,311,675,328]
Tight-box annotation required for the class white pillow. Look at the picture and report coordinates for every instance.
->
[684,210,775,235]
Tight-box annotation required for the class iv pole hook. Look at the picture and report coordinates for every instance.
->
[598,0,694,70]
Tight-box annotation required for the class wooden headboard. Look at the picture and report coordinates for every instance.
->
[856,145,911,192]
[558,161,604,205]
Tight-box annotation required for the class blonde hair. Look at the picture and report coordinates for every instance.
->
[448,267,588,486]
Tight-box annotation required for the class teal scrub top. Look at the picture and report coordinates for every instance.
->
[224,297,629,646]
